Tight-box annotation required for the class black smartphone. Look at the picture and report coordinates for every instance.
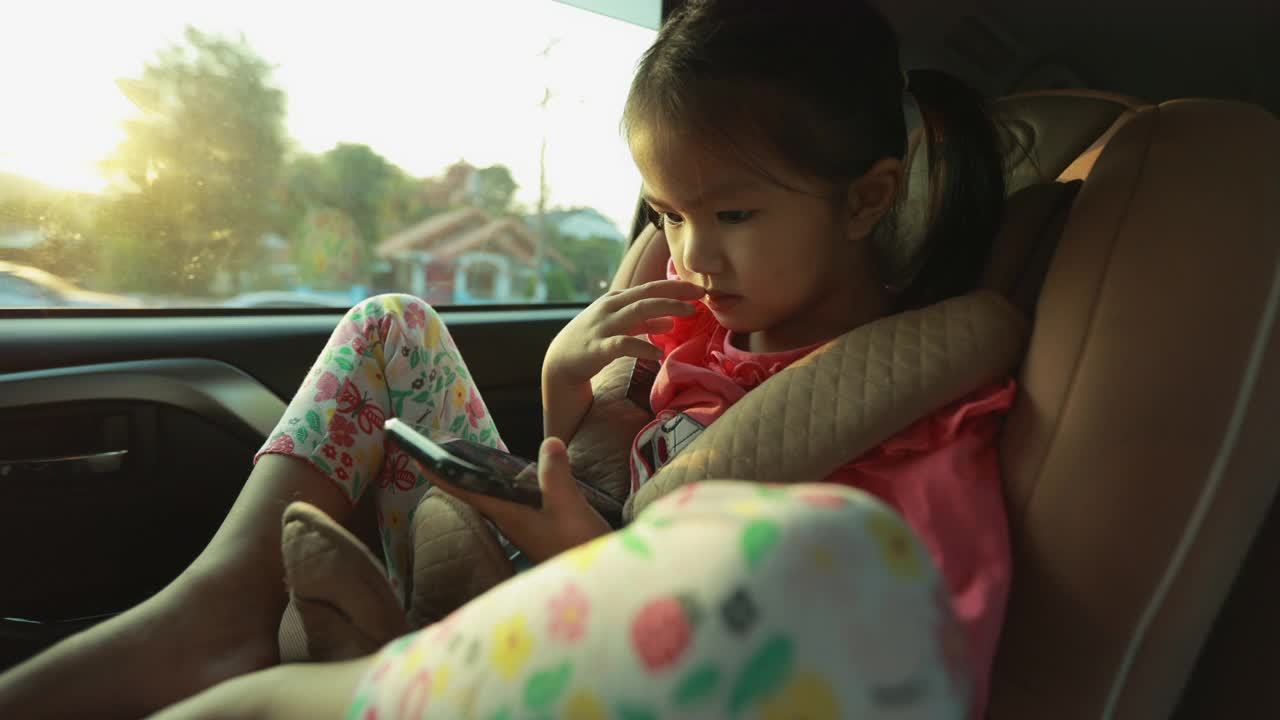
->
[383,418,624,523]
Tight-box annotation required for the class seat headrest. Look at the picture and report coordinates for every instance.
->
[994,90,1149,193]
[897,90,1149,248]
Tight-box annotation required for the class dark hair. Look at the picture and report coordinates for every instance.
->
[623,0,1006,310]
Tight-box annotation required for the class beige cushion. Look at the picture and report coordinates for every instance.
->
[621,290,1027,519]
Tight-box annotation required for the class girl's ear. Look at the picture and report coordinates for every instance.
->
[844,157,904,243]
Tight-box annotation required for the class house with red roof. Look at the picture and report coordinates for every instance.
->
[375,207,574,304]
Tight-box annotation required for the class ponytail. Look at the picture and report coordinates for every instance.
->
[891,69,1006,311]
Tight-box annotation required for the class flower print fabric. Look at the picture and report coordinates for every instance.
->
[347,482,970,719]
[255,293,504,603]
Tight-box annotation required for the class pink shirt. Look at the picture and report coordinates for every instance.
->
[629,262,1014,715]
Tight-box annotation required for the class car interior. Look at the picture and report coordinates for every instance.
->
[0,1,1276,718]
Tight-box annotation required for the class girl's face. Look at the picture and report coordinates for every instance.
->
[630,126,884,353]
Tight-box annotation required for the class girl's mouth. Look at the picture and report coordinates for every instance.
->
[704,291,742,312]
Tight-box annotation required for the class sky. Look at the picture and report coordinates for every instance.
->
[0,0,656,230]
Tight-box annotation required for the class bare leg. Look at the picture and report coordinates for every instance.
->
[0,454,351,720]
[144,657,370,720]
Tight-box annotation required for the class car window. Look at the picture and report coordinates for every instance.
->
[0,0,657,310]
[0,272,53,306]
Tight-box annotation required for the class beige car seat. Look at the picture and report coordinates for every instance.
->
[611,90,1280,719]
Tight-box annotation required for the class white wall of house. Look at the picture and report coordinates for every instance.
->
[455,251,511,303]
[408,251,433,299]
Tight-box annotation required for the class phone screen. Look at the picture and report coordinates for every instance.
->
[439,439,538,490]
[383,418,624,523]
[445,439,625,524]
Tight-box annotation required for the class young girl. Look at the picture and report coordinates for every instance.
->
[0,1,1013,718]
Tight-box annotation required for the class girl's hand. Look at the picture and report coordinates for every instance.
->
[429,437,611,564]
[542,279,706,388]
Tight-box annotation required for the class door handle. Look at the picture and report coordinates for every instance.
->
[0,449,128,476]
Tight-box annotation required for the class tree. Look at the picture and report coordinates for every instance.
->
[471,165,518,216]
[542,266,577,301]
[97,27,288,295]
[544,226,625,301]
[276,144,435,276]
[375,167,435,240]
[318,143,395,251]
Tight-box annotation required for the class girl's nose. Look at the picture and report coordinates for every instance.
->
[681,227,724,278]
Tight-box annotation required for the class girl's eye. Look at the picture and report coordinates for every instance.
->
[646,204,684,228]
[717,210,754,224]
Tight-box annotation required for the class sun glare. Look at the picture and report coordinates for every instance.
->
[0,0,652,226]
[0,4,138,194]
[0,110,127,194]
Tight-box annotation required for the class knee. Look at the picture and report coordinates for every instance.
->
[353,294,444,349]
[358,293,440,324]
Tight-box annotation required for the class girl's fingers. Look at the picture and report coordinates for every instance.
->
[606,297,697,335]
[536,437,576,503]
[601,279,704,311]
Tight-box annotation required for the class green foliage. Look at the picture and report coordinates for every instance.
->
[97,26,288,295]
[377,169,436,239]
[275,145,450,286]
[324,144,395,246]
[471,165,519,215]
[278,145,402,240]
[545,227,624,301]
[542,265,577,301]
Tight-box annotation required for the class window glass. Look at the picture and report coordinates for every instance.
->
[0,272,51,306]
[0,0,656,309]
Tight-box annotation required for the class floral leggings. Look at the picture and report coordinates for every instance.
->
[257,295,968,719]
[257,294,506,600]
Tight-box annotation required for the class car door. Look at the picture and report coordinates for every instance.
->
[0,0,660,671]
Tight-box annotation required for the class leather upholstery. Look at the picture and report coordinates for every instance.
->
[407,489,515,628]
[981,180,1082,317]
[990,99,1280,719]
[993,90,1147,194]
[1173,490,1280,718]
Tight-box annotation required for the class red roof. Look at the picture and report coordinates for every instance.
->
[376,209,574,272]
